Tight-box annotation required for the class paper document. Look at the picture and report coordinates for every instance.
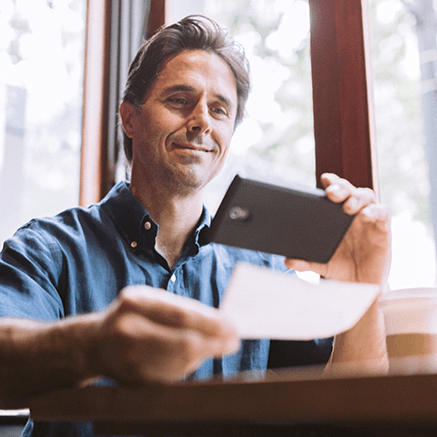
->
[220,262,380,340]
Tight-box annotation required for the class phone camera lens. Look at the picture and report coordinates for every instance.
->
[229,207,251,221]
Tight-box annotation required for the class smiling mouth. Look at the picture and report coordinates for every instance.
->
[172,143,212,153]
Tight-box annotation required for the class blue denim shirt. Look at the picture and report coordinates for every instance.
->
[0,181,332,437]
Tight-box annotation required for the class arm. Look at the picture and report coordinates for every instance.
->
[326,299,388,374]
[0,287,239,409]
[285,173,391,373]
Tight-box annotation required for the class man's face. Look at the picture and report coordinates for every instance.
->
[124,49,238,196]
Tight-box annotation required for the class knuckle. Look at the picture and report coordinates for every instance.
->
[360,204,390,227]
[168,306,193,328]
[176,332,203,365]
[116,291,140,313]
[354,187,374,200]
[363,187,375,196]
[105,318,134,352]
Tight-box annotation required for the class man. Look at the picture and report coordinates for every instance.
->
[0,16,390,436]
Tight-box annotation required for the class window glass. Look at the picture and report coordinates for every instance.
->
[369,0,436,289]
[0,0,86,244]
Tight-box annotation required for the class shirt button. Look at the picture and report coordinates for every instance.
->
[170,274,176,283]
[131,241,138,248]
[144,221,151,230]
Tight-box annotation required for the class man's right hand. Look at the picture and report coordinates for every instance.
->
[93,286,240,383]
[0,287,239,408]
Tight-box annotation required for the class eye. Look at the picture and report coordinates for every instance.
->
[168,97,188,106]
[211,106,228,117]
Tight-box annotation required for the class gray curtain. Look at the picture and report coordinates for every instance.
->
[107,0,152,185]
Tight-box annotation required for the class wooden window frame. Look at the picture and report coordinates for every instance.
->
[80,0,166,207]
[79,0,112,207]
[309,0,378,194]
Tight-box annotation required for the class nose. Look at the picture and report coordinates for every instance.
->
[187,100,211,135]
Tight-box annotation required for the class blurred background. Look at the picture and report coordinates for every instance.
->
[0,0,436,290]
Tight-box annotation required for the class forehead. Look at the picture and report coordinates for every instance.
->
[151,50,238,104]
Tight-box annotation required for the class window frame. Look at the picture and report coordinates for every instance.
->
[308,0,378,193]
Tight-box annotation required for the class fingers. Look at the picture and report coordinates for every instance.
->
[113,312,238,382]
[149,321,238,377]
[285,174,391,283]
[321,173,376,215]
[97,286,241,384]
[119,286,235,340]
[359,202,390,227]
[284,257,330,279]
[354,202,392,252]
[284,258,314,271]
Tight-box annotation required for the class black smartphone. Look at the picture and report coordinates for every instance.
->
[205,175,355,263]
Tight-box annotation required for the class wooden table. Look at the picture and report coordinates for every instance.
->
[29,364,437,436]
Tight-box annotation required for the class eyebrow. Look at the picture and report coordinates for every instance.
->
[161,84,234,109]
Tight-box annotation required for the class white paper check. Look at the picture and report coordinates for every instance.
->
[220,262,380,340]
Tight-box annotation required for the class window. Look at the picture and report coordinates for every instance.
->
[0,0,86,244]
[369,0,436,288]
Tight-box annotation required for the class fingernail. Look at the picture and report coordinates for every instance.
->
[327,184,341,192]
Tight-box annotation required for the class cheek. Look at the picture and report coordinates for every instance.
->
[137,117,169,149]
[149,111,185,140]
[218,128,234,154]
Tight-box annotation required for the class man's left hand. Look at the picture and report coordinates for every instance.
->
[284,173,391,284]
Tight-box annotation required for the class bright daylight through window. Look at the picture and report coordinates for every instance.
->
[0,0,85,245]
[167,0,437,290]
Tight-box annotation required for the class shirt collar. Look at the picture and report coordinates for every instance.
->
[195,206,212,249]
[99,181,151,250]
[99,181,213,251]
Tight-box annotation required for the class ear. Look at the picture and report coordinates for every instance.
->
[119,101,137,139]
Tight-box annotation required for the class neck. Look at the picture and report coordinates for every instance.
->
[130,179,205,269]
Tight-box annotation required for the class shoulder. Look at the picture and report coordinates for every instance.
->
[10,204,102,246]
[7,181,134,247]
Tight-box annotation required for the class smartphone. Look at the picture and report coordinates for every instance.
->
[205,175,355,263]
